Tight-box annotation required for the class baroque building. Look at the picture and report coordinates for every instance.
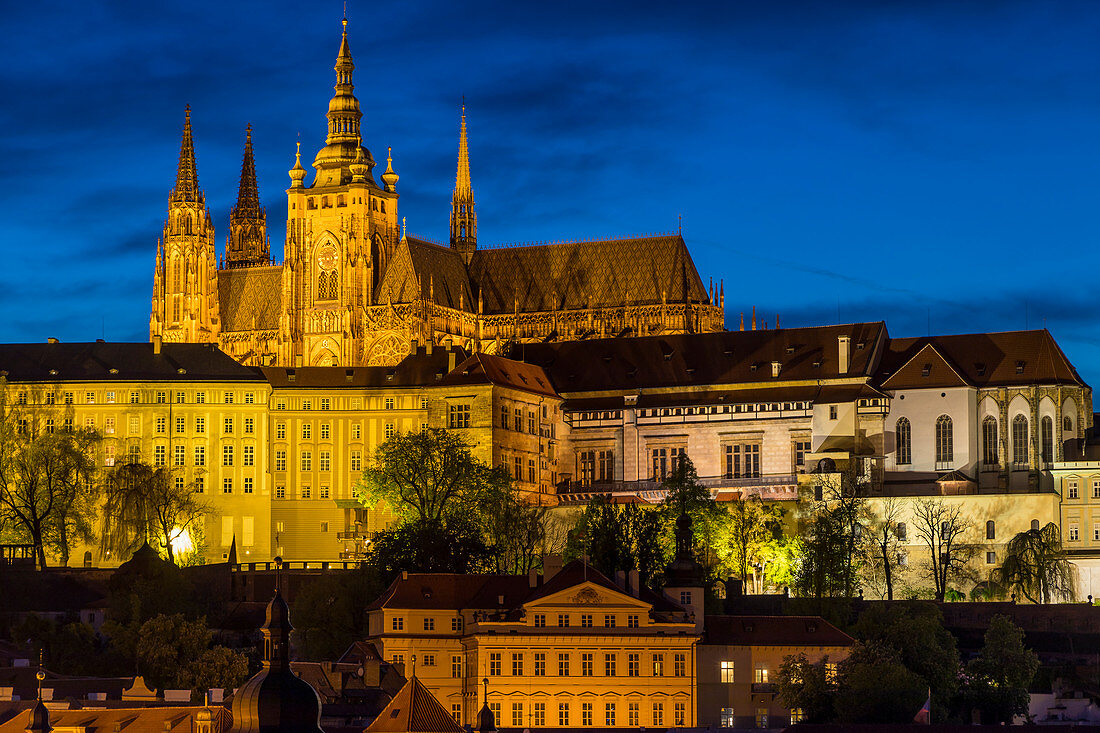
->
[149,20,723,368]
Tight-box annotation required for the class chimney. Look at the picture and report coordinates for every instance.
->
[448,348,457,373]
[543,554,563,581]
[615,570,627,591]
[837,335,850,374]
[153,334,162,355]
[401,570,408,580]
[426,340,433,355]
[410,337,419,354]
[723,576,744,613]
[47,337,59,344]
[529,568,539,588]
[771,361,781,378]
[628,569,640,597]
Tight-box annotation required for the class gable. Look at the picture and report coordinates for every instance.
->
[522,580,652,614]
[881,343,969,390]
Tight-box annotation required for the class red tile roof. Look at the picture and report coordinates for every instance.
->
[439,353,558,398]
[703,615,854,648]
[362,676,462,733]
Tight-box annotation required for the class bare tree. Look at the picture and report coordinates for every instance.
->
[795,458,872,598]
[912,498,977,601]
[864,497,906,600]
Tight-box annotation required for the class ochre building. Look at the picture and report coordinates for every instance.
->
[148,20,723,368]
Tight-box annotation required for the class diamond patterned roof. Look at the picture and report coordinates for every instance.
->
[377,236,473,308]
[218,266,282,331]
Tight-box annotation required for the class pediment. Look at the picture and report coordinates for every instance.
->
[523,580,651,612]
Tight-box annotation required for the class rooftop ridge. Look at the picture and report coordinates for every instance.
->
[478,231,681,251]
[405,233,448,247]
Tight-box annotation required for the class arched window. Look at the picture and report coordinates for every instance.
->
[172,298,180,323]
[1065,415,1074,432]
[986,520,996,540]
[935,415,953,465]
[896,522,907,541]
[1041,416,1053,463]
[1012,415,1029,468]
[982,416,998,467]
[317,271,338,301]
[173,260,182,291]
[896,418,911,465]
[1031,519,1040,531]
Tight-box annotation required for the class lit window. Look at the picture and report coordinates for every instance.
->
[720,660,735,683]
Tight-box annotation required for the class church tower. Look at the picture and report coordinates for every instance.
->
[449,104,477,264]
[150,107,220,343]
[225,125,268,267]
[282,17,399,366]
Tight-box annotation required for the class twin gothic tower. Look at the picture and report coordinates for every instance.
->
[150,20,722,367]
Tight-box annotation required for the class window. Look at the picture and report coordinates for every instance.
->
[513,407,523,431]
[982,416,998,466]
[320,397,330,411]
[534,702,546,727]
[129,416,140,435]
[629,703,639,727]
[675,653,686,676]
[986,520,996,540]
[451,655,462,678]
[244,417,254,434]
[391,617,404,631]
[176,416,185,434]
[652,447,685,480]
[195,476,205,493]
[794,440,811,468]
[350,450,362,472]
[150,445,166,466]
[223,417,235,434]
[935,415,953,465]
[628,614,639,628]
[829,405,838,420]
[156,391,167,404]
[653,654,664,676]
[319,486,329,499]
[275,485,285,499]
[897,522,907,541]
[527,458,536,483]
[724,442,763,479]
[1093,479,1100,499]
[1032,519,1040,531]
[755,707,767,729]
[511,653,523,676]
[301,451,312,471]
[45,418,54,434]
[174,445,185,467]
[675,702,686,726]
[581,653,593,677]
[896,417,911,465]
[533,613,545,627]
[222,445,234,466]
[384,397,395,410]
[244,478,253,494]
[604,614,616,628]
[791,709,805,724]
[275,400,284,410]
[245,392,254,405]
[1069,525,1080,542]
[489,653,501,676]
[156,416,166,434]
[276,422,286,439]
[195,417,206,434]
[558,703,570,727]
[275,450,286,471]
[223,478,233,494]
[451,705,461,724]
[351,424,361,439]
[1042,416,1054,463]
[448,404,470,428]
[244,445,255,466]
[500,404,509,428]
[558,614,569,627]
[514,456,522,479]
[194,445,206,466]
[581,703,592,727]
[64,391,74,405]
[581,613,593,628]
[1012,415,1029,468]
[986,551,997,564]
[604,653,616,676]
[533,653,545,676]
[721,708,736,727]
[1094,526,1100,542]
[319,451,331,471]
[196,392,206,404]
[385,422,395,438]
[652,703,664,727]
[302,424,312,440]
[720,660,735,683]
[302,399,312,411]
[628,653,639,676]
[174,476,185,492]
[511,703,523,728]
[754,663,768,683]
[528,410,537,434]
[825,662,837,681]
[557,653,570,676]
[680,590,692,605]
[604,703,616,727]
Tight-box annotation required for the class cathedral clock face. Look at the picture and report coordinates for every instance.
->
[317,243,338,271]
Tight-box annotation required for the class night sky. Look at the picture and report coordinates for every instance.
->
[3,2,1099,381]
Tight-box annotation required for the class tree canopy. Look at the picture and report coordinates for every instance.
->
[992,522,1077,603]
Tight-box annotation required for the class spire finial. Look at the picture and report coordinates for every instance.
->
[381,145,399,192]
[402,217,407,239]
[171,106,200,203]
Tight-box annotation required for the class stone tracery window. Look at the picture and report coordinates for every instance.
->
[1012,415,1029,468]
[935,415,953,466]
[317,270,338,301]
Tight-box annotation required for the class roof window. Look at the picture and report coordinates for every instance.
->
[974,363,986,377]
[921,363,932,377]
[1016,360,1026,374]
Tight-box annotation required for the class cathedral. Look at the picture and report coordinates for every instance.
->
[149,20,724,367]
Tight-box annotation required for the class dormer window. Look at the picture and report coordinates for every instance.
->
[921,363,932,377]
[975,363,986,377]
[1016,360,1026,374]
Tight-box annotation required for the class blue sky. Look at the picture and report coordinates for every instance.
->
[2,1,1099,381]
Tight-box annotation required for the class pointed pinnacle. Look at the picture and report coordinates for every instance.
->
[232,124,261,217]
[172,106,199,203]
[454,102,473,200]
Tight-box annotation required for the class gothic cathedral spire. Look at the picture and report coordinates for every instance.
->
[449,102,477,264]
[150,107,220,344]
[226,124,269,267]
[311,17,374,186]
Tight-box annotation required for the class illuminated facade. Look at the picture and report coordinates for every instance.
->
[149,20,723,369]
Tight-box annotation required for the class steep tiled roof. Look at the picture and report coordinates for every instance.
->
[469,235,710,313]
[378,237,472,309]
[879,330,1086,389]
[704,615,854,647]
[366,574,532,612]
[0,342,263,382]
[218,265,282,332]
[363,676,462,733]
[439,354,558,398]
[260,348,465,388]
[519,323,888,395]
[0,706,229,733]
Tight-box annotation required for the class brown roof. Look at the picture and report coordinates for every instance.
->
[703,615,854,648]
[362,676,462,733]
[260,348,465,388]
[439,353,558,398]
[469,235,710,313]
[879,330,1085,389]
[519,323,888,395]
[378,237,473,310]
[366,574,532,612]
[0,343,264,383]
[218,265,283,332]
[0,706,229,733]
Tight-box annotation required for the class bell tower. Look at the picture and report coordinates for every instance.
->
[225,124,269,267]
[150,107,220,343]
[282,18,399,366]
[449,103,477,264]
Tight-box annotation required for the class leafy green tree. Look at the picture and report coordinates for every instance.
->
[100,462,210,563]
[135,614,248,693]
[962,615,1039,724]
[480,483,553,574]
[567,496,667,585]
[776,653,836,723]
[180,646,250,694]
[834,641,926,724]
[992,522,1077,603]
[367,514,491,583]
[357,428,508,522]
[716,494,786,591]
[794,459,870,599]
[292,568,385,660]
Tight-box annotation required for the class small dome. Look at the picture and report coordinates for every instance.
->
[196,709,213,723]
[230,667,323,733]
[476,703,496,733]
[27,699,51,733]
[263,591,292,633]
